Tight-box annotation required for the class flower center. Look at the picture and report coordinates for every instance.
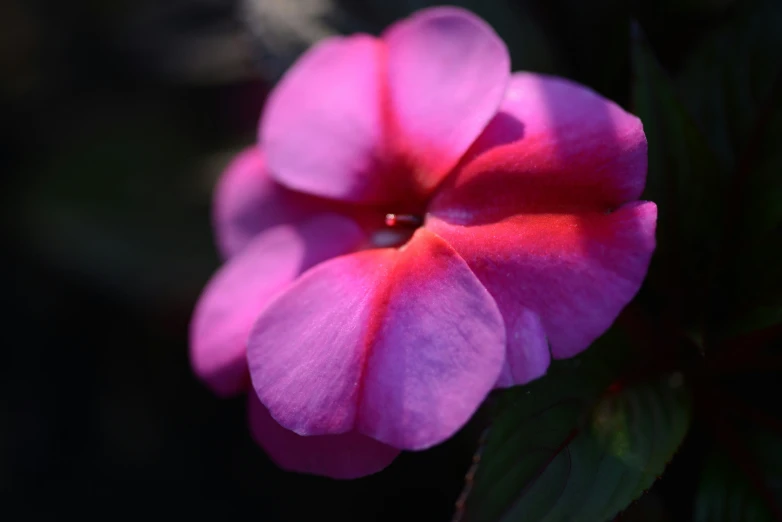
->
[370,213,424,248]
[384,213,423,228]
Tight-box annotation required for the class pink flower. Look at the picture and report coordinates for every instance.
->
[190,7,656,479]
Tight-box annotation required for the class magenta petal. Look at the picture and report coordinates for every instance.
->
[260,35,388,203]
[189,215,365,397]
[248,251,380,436]
[433,73,648,223]
[428,202,657,364]
[214,147,276,259]
[494,307,550,389]
[214,147,361,259]
[426,72,653,382]
[355,230,505,449]
[248,229,505,450]
[260,8,510,205]
[382,7,510,188]
[247,394,399,480]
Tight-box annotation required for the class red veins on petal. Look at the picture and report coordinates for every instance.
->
[248,229,506,450]
[259,7,509,206]
[425,71,656,382]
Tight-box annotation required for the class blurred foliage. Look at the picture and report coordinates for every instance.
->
[460,0,782,520]
[16,101,218,310]
[633,25,726,330]
[457,331,691,522]
[2,0,781,521]
[695,430,782,522]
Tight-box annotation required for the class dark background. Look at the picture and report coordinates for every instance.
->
[1,0,772,520]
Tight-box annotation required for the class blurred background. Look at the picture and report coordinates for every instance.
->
[2,0,778,520]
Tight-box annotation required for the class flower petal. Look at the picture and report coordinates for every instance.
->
[493,307,550,389]
[432,72,648,223]
[214,147,361,259]
[247,394,399,479]
[427,202,656,364]
[259,35,389,203]
[248,229,505,450]
[426,73,653,381]
[382,7,510,191]
[190,214,365,397]
[260,8,509,205]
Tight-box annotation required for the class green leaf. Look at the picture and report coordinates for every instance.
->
[631,25,726,326]
[456,331,692,522]
[695,430,782,522]
[675,0,782,170]
[671,0,782,334]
